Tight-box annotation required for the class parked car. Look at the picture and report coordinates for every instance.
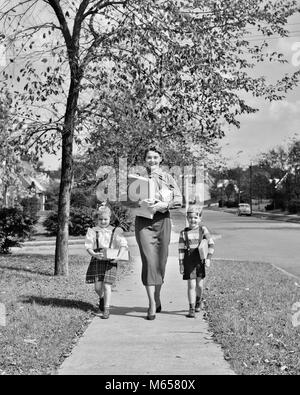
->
[237,203,251,216]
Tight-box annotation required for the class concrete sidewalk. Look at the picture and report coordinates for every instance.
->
[57,242,235,375]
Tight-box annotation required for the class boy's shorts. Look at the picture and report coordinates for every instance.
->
[183,248,206,280]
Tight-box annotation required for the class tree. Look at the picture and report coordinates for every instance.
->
[252,173,271,202]
[1,0,300,275]
[0,94,27,206]
[224,182,236,202]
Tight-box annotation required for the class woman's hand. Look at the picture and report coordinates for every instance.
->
[94,251,105,260]
[149,200,169,213]
[205,259,211,268]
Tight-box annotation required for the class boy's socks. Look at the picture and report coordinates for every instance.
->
[195,298,201,312]
[102,307,110,319]
[187,305,195,318]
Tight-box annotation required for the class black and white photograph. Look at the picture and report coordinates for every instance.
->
[0,0,300,378]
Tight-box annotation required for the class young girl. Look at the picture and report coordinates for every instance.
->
[85,206,128,319]
[178,206,215,318]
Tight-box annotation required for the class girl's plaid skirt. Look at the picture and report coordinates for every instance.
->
[86,257,118,285]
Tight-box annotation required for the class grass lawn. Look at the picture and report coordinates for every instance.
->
[0,254,130,375]
[205,260,300,375]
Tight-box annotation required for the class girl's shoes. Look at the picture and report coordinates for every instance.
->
[102,308,110,319]
[156,304,162,313]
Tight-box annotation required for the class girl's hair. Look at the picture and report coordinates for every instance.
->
[186,205,203,216]
[94,206,112,219]
[143,145,163,161]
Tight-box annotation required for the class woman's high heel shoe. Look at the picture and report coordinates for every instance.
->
[147,308,156,320]
[156,305,162,313]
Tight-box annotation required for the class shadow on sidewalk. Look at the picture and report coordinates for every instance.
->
[20,296,95,312]
[110,305,151,319]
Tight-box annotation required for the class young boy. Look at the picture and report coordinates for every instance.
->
[178,206,215,318]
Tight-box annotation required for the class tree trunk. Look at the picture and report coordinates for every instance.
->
[3,184,8,208]
[54,77,80,276]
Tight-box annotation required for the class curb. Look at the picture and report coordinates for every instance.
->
[207,208,300,224]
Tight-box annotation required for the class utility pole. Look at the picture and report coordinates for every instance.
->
[249,162,253,214]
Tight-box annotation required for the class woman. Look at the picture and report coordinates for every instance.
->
[135,146,182,320]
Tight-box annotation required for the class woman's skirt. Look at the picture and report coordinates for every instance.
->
[135,211,171,286]
[85,257,118,285]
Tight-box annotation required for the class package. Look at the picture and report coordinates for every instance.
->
[134,199,157,219]
[198,239,208,260]
[128,174,156,204]
[103,248,130,261]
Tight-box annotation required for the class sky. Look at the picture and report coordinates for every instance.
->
[1,2,300,171]
[219,13,300,168]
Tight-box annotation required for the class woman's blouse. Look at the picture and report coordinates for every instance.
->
[85,226,128,251]
[148,168,182,209]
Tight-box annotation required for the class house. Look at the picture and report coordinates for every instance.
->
[0,161,50,211]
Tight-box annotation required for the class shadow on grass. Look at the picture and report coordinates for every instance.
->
[0,265,53,277]
[20,296,95,312]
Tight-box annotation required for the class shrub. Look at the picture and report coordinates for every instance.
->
[0,207,36,254]
[69,207,95,236]
[265,203,273,211]
[20,196,40,224]
[108,201,134,232]
[288,199,300,214]
[225,201,239,208]
[43,207,94,236]
[43,211,59,236]
[43,203,134,236]
[70,190,89,208]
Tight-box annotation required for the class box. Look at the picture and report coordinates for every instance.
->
[134,199,157,219]
[198,239,208,260]
[128,174,156,204]
[104,248,130,261]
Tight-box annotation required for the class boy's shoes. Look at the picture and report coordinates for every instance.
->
[102,308,110,319]
[99,297,104,312]
[93,309,102,317]
[187,308,195,318]
[195,297,205,312]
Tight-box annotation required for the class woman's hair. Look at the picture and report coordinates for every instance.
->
[186,205,203,216]
[94,205,112,219]
[143,145,163,161]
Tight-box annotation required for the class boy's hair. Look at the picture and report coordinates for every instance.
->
[94,206,112,219]
[186,205,203,216]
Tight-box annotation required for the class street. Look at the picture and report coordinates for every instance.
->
[200,209,300,278]
[14,208,300,278]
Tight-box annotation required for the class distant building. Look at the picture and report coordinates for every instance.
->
[0,161,50,211]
